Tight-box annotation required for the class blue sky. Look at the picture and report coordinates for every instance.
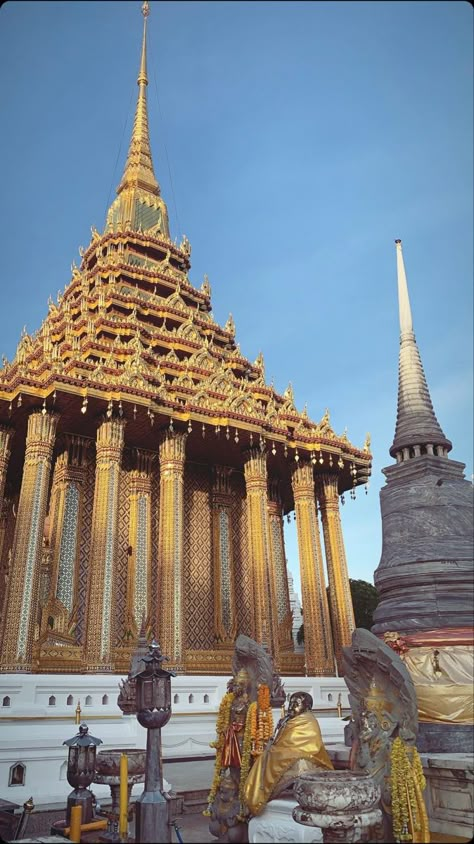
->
[0,1,472,598]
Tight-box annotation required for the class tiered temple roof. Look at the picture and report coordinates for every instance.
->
[0,3,373,678]
[0,2,371,507]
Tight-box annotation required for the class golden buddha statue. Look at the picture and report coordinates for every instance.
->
[244,691,333,816]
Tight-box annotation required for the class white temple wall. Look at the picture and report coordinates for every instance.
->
[0,673,348,806]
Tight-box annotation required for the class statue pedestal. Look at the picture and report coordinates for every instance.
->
[93,748,146,815]
[421,752,474,840]
[248,795,323,843]
[293,770,381,844]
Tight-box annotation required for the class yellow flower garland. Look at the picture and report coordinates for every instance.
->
[203,691,234,815]
[203,683,273,818]
[238,702,257,818]
[390,737,428,843]
[252,684,274,756]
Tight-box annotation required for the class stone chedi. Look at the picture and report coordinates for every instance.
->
[372,239,473,748]
[287,568,304,653]
[0,2,371,677]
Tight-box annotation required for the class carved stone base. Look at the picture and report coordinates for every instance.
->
[293,771,382,844]
[417,722,474,754]
[248,796,323,843]
[93,748,147,814]
[421,752,474,839]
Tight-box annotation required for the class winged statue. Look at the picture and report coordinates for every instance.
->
[342,628,429,842]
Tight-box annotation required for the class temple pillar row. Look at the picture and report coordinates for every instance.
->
[157,430,187,670]
[316,473,355,673]
[267,480,294,652]
[84,417,126,672]
[212,466,237,645]
[292,461,335,676]
[0,411,59,672]
[127,449,155,634]
[243,448,280,668]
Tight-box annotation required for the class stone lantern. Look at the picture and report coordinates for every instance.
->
[63,722,102,825]
[134,640,176,844]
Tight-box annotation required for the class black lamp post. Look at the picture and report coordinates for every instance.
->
[63,722,103,825]
[134,641,175,844]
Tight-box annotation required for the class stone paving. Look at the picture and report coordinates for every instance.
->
[163,758,214,793]
[14,756,471,843]
[172,812,214,844]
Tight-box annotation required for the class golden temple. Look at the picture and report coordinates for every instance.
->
[0,3,371,677]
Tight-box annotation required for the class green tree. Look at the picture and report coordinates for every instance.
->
[296,619,304,645]
[296,579,378,643]
[349,579,379,630]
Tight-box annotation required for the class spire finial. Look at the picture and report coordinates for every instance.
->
[395,238,413,336]
[115,0,159,197]
[106,0,170,237]
[390,239,451,459]
[138,2,150,87]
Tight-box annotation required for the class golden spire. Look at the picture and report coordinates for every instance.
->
[107,1,170,236]
[117,0,160,197]
[138,1,150,87]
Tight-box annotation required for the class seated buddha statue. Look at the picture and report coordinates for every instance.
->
[243,691,333,816]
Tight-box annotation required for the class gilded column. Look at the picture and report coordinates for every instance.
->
[243,449,280,667]
[42,436,90,635]
[0,411,59,672]
[316,473,355,672]
[0,425,13,513]
[268,479,294,652]
[84,417,126,671]
[292,461,335,676]
[127,449,154,634]
[0,498,17,645]
[157,430,187,670]
[0,426,13,627]
[212,466,237,645]
[0,499,10,603]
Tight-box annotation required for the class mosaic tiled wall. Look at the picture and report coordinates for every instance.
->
[218,507,233,637]
[76,458,95,644]
[134,494,149,627]
[231,471,254,637]
[56,484,80,612]
[0,498,17,628]
[150,465,160,633]
[183,463,213,650]
[115,466,131,642]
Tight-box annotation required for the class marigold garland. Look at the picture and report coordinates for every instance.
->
[238,702,257,818]
[203,691,234,816]
[203,683,275,819]
[251,684,273,756]
[389,737,427,842]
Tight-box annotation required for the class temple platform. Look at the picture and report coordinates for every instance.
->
[0,673,349,807]
[7,753,474,843]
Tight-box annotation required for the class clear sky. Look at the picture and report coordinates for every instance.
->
[0,1,472,599]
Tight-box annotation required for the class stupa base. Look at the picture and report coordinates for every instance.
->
[417,722,474,753]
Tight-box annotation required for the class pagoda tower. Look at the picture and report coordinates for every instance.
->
[0,3,371,676]
[373,239,473,751]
